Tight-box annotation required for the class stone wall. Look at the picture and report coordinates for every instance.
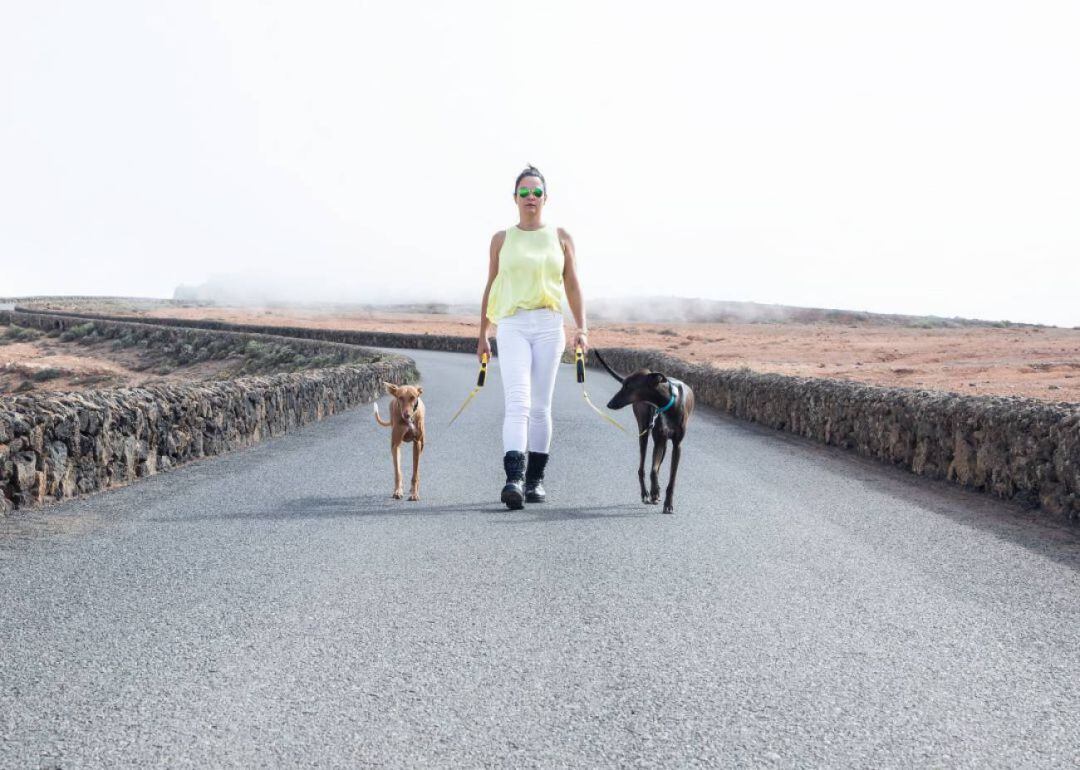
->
[9,307,1079,521]
[1,311,417,513]
[4,309,395,365]
[12,307,495,355]
[591,348,1080,521]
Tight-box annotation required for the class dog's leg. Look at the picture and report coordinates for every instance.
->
[649,436,667,505]
[638,431,650,503]
[633,403,652,504]
[663,440,682,514]
[391,440,404,499]
[408,440,422,501]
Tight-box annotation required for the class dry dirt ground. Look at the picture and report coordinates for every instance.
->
[6,304,1079,403]
[125,306,1080,404]
[0,326,235,395]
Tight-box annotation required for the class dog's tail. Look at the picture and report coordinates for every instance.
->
[592,349,625,383]
[373,403,392,427]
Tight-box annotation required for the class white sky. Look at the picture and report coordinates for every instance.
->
[2,1,1078,325]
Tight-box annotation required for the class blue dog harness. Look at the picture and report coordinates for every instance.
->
[642,377,684,435]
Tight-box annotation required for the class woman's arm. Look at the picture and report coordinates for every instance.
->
[477,231,505,360]
[558,227,588,352]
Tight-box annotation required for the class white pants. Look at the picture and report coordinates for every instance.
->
[495,307,566,454]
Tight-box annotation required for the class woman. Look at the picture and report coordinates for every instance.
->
[477,164,588,510]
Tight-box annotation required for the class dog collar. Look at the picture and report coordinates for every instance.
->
[656,381,680,413]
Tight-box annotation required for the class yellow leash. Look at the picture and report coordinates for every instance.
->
[448,352,488,426]
[450,348,625,433]
[576,346,629,433]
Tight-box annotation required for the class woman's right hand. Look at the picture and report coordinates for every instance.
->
[477,335,491,363]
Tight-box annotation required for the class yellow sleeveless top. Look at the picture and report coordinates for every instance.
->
[485,224,566,324]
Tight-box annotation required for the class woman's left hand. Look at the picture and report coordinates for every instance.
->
[573,330,589,353]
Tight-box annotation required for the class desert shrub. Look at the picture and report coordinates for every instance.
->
[1,324,43,343]
[174,343,197,365]
[59,322,96,342]
[207,339,232,359]
[305,354,339,369]
[234,340,313,373]
[112,331,138,348]
[31,367,65,382]
[72,373,114,386]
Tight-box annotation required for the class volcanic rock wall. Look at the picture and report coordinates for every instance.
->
[592,348,1080,521]
[0,310,417,512]
[8,308,1078,521]
[11,307,495,355]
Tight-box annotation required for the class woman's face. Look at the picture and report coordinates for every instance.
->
[514,175,546,217]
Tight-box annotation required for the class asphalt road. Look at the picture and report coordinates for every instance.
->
[3,347,1080,768]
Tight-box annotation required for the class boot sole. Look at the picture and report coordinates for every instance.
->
[501,488,524,510]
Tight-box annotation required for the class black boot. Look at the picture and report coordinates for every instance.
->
[525,451,549,503]
[501,451,526,510]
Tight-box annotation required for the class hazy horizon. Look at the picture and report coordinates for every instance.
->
[3,287,1066,329]
[2,2,1077,326]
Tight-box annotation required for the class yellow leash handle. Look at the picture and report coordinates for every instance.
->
[448,352,489,426]
[477,352,488,386]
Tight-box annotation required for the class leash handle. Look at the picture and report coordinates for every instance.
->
[575,346,585,383]
[477,352,488,387]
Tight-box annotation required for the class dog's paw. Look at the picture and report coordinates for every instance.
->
[392,490,403,500]
[642,495,653,504]
[663,503,674,514]
[407,493,419,501]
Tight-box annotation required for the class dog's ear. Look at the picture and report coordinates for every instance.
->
[648,372,669,385]
[382,381,398,395]
[416,386,423,396]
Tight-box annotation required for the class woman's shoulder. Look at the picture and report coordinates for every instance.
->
[490,229,508,248]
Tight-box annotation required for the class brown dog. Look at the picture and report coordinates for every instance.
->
[373,382,425,501]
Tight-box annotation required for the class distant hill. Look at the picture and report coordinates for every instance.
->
[6,292,1047,329]
[585,296,1043,328]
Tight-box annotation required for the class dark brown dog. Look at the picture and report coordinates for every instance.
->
[373,382,425,501]
[593,350,694,514]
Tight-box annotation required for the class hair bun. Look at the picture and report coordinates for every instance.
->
[514,164,547,193]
